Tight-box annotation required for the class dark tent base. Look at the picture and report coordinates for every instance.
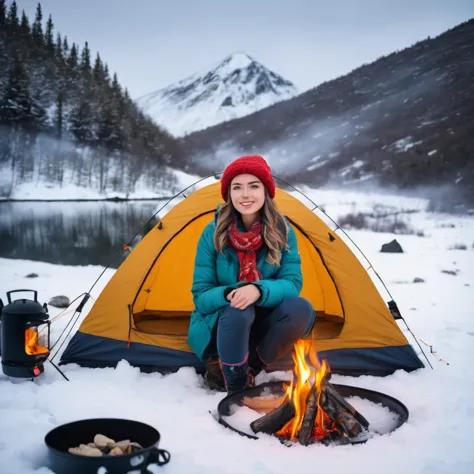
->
[60,331,424,377]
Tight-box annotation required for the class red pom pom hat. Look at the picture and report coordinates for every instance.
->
[220,155,276,201]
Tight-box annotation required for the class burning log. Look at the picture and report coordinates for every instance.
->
[298,384,319,446]
[322,381,370,430]
[338,412,362,438]
[250,397,296,434]
[321,391,363,439]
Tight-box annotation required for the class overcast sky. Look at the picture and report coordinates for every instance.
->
[16,0,474,99]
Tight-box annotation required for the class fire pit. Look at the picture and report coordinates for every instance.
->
[217,341,409,446]
[0,290,50,378]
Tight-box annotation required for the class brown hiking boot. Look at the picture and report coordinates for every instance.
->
[204,357,226,392]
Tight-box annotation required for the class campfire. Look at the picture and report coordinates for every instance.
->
[243,341,370,446]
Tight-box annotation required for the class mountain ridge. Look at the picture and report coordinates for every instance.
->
[136,52,298,136]
[178,19,474,210]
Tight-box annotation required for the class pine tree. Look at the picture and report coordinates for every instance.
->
[0,52,33,126]
[80,41,91,75]
[28,6,55,115]
[0,0,7,29]
[30,89,47,129]
[31,2,43,47]
[62,35,69,56]
[45,14,54,54]
[112,72,128,150]
[53,90,65,185]
[7,0,19,33]
[98,91,121,151]
[5,1,20,58]
[70,90,94,144]
[93,52,104,83]
[7,0,18,24]
[103,63,110,86]
[111,72,121,95]
[55,91,63,139]
[54,33,66,103]
[63,42,78,103]
[123,88,130,102]
[55,32,63,62]
[19,10,30,41]
[68,43,78,69]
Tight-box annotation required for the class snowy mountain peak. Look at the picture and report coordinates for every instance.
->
[218,51,255,71]
[136,52,298,136]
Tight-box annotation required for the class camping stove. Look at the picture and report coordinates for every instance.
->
[0,290,50,378]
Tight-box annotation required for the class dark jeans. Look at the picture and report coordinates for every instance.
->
[216,297,315,370]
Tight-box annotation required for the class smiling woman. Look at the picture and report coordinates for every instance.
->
[187,155,316,394]
[229,175,266,226]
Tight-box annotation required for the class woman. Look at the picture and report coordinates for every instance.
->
[188,155,315,394]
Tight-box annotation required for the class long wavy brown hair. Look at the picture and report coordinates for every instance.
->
[214,188,289,266]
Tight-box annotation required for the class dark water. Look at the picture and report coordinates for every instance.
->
[0,201,165,268]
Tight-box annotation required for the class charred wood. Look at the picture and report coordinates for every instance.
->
[321,391,362,438]
[250,398,296,434]
[337,411,363,438]
[298,384,319,446]
[323,381,370,430]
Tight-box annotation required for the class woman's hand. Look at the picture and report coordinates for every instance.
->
[227,284,261,310]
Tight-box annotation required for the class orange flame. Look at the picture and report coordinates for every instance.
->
[276,340,333,442]
[25,328,49,356]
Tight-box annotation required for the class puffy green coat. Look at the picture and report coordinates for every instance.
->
[187,212,303,361]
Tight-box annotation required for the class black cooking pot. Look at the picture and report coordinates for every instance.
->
[44,418,170,474]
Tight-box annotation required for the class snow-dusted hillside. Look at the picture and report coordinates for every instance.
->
[179,21,474,212]
[136,52,298,136]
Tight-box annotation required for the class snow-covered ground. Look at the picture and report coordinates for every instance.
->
[1,187,474,474]
[0,168,204,201]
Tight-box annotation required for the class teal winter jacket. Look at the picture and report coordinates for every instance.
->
[187,212,303,361]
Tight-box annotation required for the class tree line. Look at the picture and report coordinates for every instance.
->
[0,1,181,196]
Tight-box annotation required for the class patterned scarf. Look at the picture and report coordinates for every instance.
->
[228,218,263,282]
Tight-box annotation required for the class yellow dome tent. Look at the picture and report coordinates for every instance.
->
[60,180,425,376]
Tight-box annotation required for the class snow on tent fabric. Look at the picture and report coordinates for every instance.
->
[60,182,425,375]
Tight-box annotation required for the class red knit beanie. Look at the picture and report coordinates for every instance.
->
[220,155,276,201]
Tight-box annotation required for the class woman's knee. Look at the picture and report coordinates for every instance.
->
[279,297,315,333]
[219,304,255,331]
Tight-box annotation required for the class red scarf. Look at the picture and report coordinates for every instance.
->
[228,219,263,282]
